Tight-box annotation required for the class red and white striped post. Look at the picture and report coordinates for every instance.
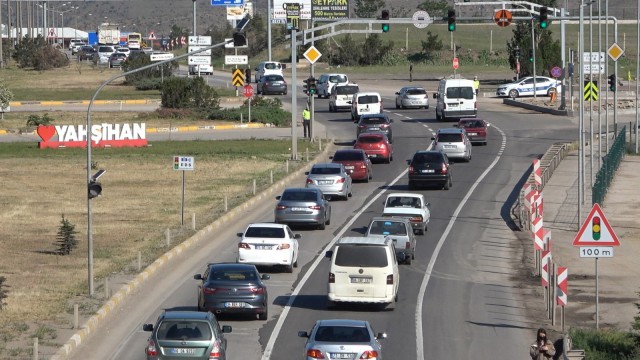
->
[532,217,544,276]
[528,190,539,231]
[533,158,542,189]
[523,183,532,229]
[535,191,544,218]
[557,266,568,331]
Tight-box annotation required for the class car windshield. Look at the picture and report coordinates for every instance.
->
[332,151,363,161]
[265,75,284,81]
[314,326,371,342]
[446,87,474,99]
[406,88,426,95]
[361,117,386,125]
[460,120,483,128]
[358,95,379,104]
[335,245,388,267]
[208,270,258,281]
[438,133,463,143]
[413,153,442,163]
[336,86,358,95]
[244,227,285,238]
[369,221,408,236]
[329,75,347,83]
[385,196,420,208]
[156,321,212,340]
[311,167,341,175]
[281,190,318,201]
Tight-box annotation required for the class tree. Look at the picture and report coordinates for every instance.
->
[12,35,69,70]
[0,81,13,113]
[354,0,386,18]
[54,215,78,256]
[417,0,449,18]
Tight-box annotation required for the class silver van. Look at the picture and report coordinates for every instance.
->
[316,73,349,98]
[329,83,359,112]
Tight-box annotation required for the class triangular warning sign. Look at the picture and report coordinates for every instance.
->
[573,203,620,246]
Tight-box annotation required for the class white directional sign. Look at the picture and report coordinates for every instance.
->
[583,64,605,75]
[188,46,212,56]
[225,55,248,65]
[188,56,212,65]
[150,53,175,61]
[583,52,606,63]
[188,36,212,46]
[579,246,613,258]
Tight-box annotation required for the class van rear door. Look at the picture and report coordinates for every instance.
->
[333,245,389,300]
[445,85,475,117]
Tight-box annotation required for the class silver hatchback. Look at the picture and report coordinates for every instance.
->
[274,188,332,230]
[365,217,417,264]
[305,163,353,201]
[298,319,387,360]
[432,127,472,162]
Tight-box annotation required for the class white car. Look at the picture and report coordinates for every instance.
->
[236,223,300,273]
[189,64,213,75]
[116,47,131,58]
[382,193,431,235]
[316,73,349,98]
[496,76,562,98]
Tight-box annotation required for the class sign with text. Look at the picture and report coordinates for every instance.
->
[211,0,243,6]
[188,46,212,56]
[273,0,311,19]
[37,123,148,149]
[225,55,248,65]
[227,2,253,20]
[150,53,175,61]
[188,36,212,46]
[311,0,349,20]
[173,156,195,171]
[285,3,301,30]
[188,56,212,65]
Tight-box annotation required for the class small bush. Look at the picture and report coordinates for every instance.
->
[161,76,220,111]
[134,78,163,91]
[54,215,78,256]
[152,108,195,119]
[25,113,54,127]
[206,105,291,127]
[570,328,640,360]
[0,276,8,310]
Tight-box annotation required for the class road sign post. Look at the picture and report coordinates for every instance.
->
[173,156,195,225]
[243,84,254,122]
[452,57,459,70]
[494,9,513,27]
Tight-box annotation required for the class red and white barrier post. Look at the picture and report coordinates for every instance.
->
[533,158,542,189]
[556,266,568,330]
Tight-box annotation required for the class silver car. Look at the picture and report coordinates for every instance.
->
[274,188,331,230]
[365,217,417,264]
[395,86,429,109]
[431,127,472,162]
[298,319,387,360]
[305,163,353,201]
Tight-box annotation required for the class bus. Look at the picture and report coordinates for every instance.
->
[127,32,142,49]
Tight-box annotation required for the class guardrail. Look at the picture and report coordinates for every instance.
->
[592,126,627,205]
[563,332,586,360]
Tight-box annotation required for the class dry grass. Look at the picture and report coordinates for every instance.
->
[0,139,313,358]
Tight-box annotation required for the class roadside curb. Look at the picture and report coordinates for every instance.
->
[50,140,336,360]
[8,97,244,107]
[503,98,574,116]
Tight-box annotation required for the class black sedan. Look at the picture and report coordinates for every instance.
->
[77,46,96,61]
[257,74,288,95]
[194,263,270,320]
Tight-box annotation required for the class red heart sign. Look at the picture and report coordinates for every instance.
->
[37,125,56,142]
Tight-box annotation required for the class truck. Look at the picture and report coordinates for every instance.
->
[97,23,120,46]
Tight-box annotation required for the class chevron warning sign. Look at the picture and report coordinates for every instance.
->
[583,80,598,101]
[232,68,245,87]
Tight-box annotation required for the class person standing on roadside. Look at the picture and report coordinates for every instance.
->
[409,62,414,82]
[302,107,311,139]
[529,328,556,360]
[473,76,480,96]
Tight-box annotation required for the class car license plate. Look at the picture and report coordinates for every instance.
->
[421,169,435,173]
[350,277,372,284]
[170,348,196,354]
[291,207,306,212]
[225,302,244,308]
[255,245,272,250]
[345,166,355,170]
[448,103,458,107]
[330,353,356,359]
[318,180,333,185]
[444,145,456,149]
[468,132,477,136]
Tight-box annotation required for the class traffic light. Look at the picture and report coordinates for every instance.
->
[304,77,317,95]
[529,49,534,62]
[514,47,521,58]
[608,74,617,92]
[232,32,247,47]
[592,216,601,240]
[381,9,390,33]
[447,9,456,32]
[539,6,549,29]
[88,180,102,199]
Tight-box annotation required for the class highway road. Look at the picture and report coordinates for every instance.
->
[50,77,578,360]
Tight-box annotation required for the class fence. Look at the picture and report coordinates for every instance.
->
[592,126,626,205]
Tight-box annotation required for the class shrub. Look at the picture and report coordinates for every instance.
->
[0,276,7,310]
[54,215,78,256]
[570,328,640,360]
[160,76,220,111]
[25,113,54,127]
[12,35,69,70]
[152,108,195,119]
[122,53,177,85]
[134,78,163,91]
[206,105,290,127]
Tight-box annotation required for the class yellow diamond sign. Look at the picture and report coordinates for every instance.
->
[608,43,624,62]
[303,46,322,64]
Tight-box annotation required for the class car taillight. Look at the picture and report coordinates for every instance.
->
[239,243,250,249]
[307,349,325,359]
[408,166,415,174]
[329,273,335,283]
[146,340,158,356]
[276,205,287,210]
[360,350,379,359]
[474,101,477,110]
[209,340,222,359]
[380,124,389,128]
[386,274,394,285]
[251,287,265,294]
[360,164,367,169]
[203,287,219,295]
[309,205,321,210]
[377,143,385,149]
[406,242,411,249]
[277,243,290,250]
[409,216,423,224]
[306,178,314,184]
[441,163,448,174]
[358,125,366,129]
[336,178,345,183]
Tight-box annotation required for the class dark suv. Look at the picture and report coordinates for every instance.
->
[143,310,232,360]
[407,150,452,190]
[356,113,393,143]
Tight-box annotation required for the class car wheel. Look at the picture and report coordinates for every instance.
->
[443,178,450,190]
[509,89,519,98]
[385,156,391,164]
[258,307,268,320]
[285,264,293,273]
[348,189,352,198]
[483,141,487,146]
[425,105,430,109]
[318,221,326,230]
[293,257,298,268]
[325,214,331,226]
[283,91,287,95]
[326,299,337,309]
[418,227,425,235]
[408,181,416,190]
[405,256,412,265]
[395,101,399,109]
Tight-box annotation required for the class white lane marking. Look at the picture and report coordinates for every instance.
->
[261,170,409,360]
[415,125,507,360]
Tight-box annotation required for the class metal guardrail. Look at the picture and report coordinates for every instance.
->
[592,126,627,205]
[563,332,586,360]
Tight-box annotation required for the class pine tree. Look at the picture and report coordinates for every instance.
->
[55,215,79,255]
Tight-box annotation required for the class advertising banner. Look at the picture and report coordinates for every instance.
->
[311,0,349,20]
[273,0,311,20]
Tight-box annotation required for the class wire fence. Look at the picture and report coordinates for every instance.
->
[592,125,626,205]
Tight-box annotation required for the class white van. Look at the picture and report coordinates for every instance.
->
[326,237,399,309]
[316,73,349,98]
[254,61,285,83]
[349,92,383,121]
[433,78,477,121]
[188,64,213,75]
[329,83,359,112]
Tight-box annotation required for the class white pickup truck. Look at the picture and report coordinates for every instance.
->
[382,192,430,235]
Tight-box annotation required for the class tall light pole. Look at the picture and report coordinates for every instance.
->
[192,0,196,36]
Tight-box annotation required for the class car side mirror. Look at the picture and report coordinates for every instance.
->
[143,324,154,332]
[294,234,301,239]
[395,92,400,95]
[298,331,310,338]
[376,332,387,340]
[406,159,411,165]
[282,64,287,69]
[276,195,282,200]
[426,202,431,207]
[304,171,309,175]
[261,274,271,280]
[237,232,243,237]
[329,156,334,160]
[221,325,232,333]
[193,274,203,280]
[325,250,333,258]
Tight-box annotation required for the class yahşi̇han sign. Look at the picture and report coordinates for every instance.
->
[37,123,148,149]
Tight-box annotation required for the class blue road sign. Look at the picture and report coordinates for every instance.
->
[211,0,244,6]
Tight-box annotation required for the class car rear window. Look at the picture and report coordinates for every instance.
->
[446,86,474,99]
[311,167,341,175]
[329,75,347,83]
[357,136,383,144]
[98,46,113,52]
[412,153,442,163]
[281,190,318,201]
[208,270,258,281]
[406,88,426,95]
[437,133,463,143]
[335,245,388,267]
[460,120,483,128]
[264,62,281,70]
[314,326,370,342]
[244,227,285,238]
[369,220,408,236]
[385,196,420,208]
[157,321,212,340]
[361,117,386,125]
[332,151,363,161]
[357,95,380,104]
[265,75,284,81]
[336,86,359,95]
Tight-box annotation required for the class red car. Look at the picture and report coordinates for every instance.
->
[456,118,489,145]
[353,133,393,163]
[330,149,373,182]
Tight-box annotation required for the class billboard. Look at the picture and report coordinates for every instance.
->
[311,0,349,20]
[273,0,311,20]
[227,2,254,21]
